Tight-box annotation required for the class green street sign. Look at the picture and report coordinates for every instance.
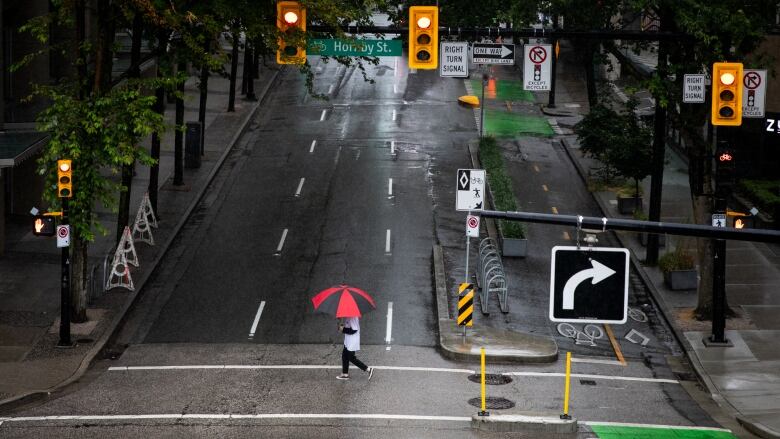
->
[308,39,402,57]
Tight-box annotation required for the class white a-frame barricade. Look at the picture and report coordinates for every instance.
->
[106,243,134,291]
[132,197,155,245]
[141,192,158,228]
[118,225,139,267]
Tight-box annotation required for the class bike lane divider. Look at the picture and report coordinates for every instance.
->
[274,229,289,256]
[294,178,305,197]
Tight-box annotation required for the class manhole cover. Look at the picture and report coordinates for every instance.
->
[579,379,597,386]
[468,397,515,410]
[467,374,513,385]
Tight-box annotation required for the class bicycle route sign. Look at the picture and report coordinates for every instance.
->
[456,169,485,211]
[549,246,629,324]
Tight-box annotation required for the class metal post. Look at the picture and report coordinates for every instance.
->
[480,73,488,138]
[479,347,489,416]
[548,39,557,108]
[465,234,470,284]
[710,236,728,344]
[58,198,71,347]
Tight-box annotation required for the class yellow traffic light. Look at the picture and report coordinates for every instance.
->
[711,62,743,126]
[408,6,438,70]
[276,1,306,65]
[57,159,72,198]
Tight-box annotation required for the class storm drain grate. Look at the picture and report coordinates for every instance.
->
[467,373,513,385]
[468,397,515,410]
[580,379,597,386]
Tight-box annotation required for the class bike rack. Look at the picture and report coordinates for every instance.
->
[476,238,510,314]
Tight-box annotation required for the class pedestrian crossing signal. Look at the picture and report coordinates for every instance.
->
[32,215,55,236]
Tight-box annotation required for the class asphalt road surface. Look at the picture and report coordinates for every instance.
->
[0,47,740,438]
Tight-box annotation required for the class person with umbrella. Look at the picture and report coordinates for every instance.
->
[311,285,376,381]
[337,316,373,381]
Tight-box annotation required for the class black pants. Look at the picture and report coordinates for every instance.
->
[342,346,368,374]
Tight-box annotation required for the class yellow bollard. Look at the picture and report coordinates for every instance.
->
[479,347,489,416]
[561,351,572,419]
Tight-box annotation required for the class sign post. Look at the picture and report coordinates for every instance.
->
[523,44,552,91]
[550,246,630,324]
[58,201,71,347]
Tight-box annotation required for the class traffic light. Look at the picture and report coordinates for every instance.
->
[57,159,72,198]
[408,6,438,69]
[711,62,743,126]
[276,1,306,65]
[715,145,735,192]
[32,215,55,236]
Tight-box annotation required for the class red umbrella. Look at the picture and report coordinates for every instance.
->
[311,284,376,318]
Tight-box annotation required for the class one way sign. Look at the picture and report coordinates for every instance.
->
[472,43,515,65]
[549,246,629,324]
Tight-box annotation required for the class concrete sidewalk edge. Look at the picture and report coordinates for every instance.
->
[558,137,778,439]
[471,413,578,434]
[0,70,280,412]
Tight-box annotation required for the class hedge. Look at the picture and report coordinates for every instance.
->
[478,136,526,239]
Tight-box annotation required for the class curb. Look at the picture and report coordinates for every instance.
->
[0,70,280,413]
[471,413,578,434]
[558,136,779,439]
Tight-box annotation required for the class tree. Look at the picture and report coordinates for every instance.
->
[575,95,653,204]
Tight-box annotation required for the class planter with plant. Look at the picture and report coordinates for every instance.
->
[479,136,527,257]
[659,246,697,290]
[574,95,653,216]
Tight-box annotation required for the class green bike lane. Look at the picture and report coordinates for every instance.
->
[588,423,736,438]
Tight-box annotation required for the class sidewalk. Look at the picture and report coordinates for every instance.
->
[0,53,278,410]
[548,44,780,438]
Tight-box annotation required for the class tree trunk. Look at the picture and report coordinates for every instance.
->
[116,12,143,245]
[245,42,256,101]
[148,31,169,216]
[584,41,598,107]
[227,26,239,112]
[241,41,249,95]
[71,0,88,323]
[198,37,209,155]
[174,61,185,186]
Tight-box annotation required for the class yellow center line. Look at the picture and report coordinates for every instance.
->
[542,184,549,192]
[604,324,627,366]
[563,231,570,240]
[533,165,540,173]
[551,207,558,214]
[506,101,512,112]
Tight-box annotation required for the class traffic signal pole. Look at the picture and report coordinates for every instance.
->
[710,195,729,345]
[58,198,71,347]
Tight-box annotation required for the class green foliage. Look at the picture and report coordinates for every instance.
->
[478,136,526,239]
[34,78,174,241]
[738,180,780,217]
[658,246,695,273]
[574,95,653,197]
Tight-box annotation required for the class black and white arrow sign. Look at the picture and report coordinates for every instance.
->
[550,246,629,324]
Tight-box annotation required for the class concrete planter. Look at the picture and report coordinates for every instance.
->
[663,269,698,290]
[617,196,643,215]
[502,238,528,258]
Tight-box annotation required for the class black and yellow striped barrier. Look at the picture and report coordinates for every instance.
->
[457,283,474,326]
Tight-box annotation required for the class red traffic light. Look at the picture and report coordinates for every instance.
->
[719,152,733,162]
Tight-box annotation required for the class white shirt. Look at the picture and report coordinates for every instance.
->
[343,317,360,351]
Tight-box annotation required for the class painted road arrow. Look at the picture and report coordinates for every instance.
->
[562,259,616,310]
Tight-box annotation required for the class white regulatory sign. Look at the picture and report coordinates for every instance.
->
[456,169,486,211]
[466,215,480,238]
[523,44,552,91]
[440,42,469,78]
[742,69,767,118]
[683,74,706,103]
[56,225,70,248]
